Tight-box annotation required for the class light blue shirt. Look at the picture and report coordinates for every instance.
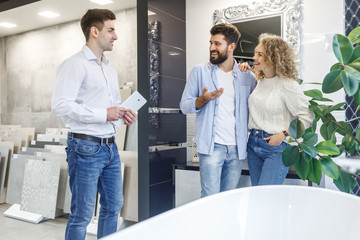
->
[180,60,256,159]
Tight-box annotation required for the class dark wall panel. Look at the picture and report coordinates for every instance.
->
[149,113,186,146]
[157,43,186,79]
[149,180,174,217]
[158,76,185,108]
[148,6,186,50]
[148,0,185,21]
[149,147,186,184]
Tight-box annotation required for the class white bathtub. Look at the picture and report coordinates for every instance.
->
[103,186,360,240]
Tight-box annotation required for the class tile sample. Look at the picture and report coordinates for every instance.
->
[0,147,9,194]
[38,152,67,209]
[6,154,42,204]
[20,160,60,218]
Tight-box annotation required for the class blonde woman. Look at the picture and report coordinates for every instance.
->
[245,33,313,186]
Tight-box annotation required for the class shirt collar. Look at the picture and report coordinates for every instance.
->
[209,58,238,73]
[81,45,109,65]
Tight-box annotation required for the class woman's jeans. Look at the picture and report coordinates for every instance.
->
[65,135,123,240]
[247,129,289,186]
[199,143,243,197]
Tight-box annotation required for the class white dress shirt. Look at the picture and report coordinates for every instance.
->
[52,45,121,137]
[248,76,313,134]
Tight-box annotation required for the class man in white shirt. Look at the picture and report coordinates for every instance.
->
[52,9,136,240]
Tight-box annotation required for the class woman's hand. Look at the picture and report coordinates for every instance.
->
[238,62,252,72]
[264,133,286,146]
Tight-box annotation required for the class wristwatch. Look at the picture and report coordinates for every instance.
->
[282,131,289,137]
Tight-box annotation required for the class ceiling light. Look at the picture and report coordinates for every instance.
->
[0,22,17,28]
[90,0,113,5]
[148,10,156,16]
[38,11,60,18]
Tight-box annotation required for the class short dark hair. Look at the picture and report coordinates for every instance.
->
[81,9,116,41]
[210,23,241,45]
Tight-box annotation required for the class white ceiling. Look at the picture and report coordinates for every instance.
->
[0,0,136,37]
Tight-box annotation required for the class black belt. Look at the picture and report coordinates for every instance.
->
[68,132,115,144]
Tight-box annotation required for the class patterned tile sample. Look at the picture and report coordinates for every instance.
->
[6,154,42,204]
[20,160,60,218]
[39,152,67,209]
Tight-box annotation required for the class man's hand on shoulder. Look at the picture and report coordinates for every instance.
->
[195,87,224,110]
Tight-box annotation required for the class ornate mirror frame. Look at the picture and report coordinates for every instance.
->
[213,0,302,59]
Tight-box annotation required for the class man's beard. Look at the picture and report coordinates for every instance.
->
[210,50,228,64]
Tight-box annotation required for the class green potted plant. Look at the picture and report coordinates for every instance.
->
[282,26,360,193]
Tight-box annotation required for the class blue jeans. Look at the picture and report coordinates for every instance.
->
[199,143,243,197]
[65,135,123,240]
[247,129,289,186]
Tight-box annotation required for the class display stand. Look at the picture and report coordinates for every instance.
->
[4,204,48,224]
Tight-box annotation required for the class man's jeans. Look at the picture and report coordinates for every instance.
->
[247,129,289,186]
[65,136,123,240]
[199,143,243,197]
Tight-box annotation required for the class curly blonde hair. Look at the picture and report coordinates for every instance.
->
[254,33,298,81]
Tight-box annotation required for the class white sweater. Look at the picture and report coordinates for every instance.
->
[248,76,314,134]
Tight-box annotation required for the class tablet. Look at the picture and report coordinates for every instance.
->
[112,91,147,126]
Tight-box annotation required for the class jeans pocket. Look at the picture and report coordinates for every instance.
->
[75,141,101,156]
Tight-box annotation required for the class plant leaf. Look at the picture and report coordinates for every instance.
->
[322,70,342,93]
[342,134,356,153]
[282,146,300,167]
[336,121,353,136]
[329,102,345,112]
[316,141,340,155]
[320,122,336,140]
[294,153,309,180]
[303,132,318,146]
[308,158,322,184]
[349,45,360,63]
[349,62,360,72]
[304,89,323,100]
[345,65,360,82]
[353,89,360,106]
[289,119,305,139]
[299,142,317,158]
[341,70,359,96]
[334,168,357,193]
[348,26,360,45]
[333,34,354,63]
[320,156,340,179]
[330,62,342,71]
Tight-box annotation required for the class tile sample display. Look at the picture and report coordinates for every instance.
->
[6,154,42,204]
[20,147,50,155]
[20,160,60,218]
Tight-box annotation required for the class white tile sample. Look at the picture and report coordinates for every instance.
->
[20,160,60,219]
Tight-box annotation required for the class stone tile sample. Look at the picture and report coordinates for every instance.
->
[20,160,60,219]
[6,154,42,204]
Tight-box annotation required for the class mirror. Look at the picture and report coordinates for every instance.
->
[213,0,301,63]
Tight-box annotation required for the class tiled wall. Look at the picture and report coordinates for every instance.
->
[147,0,187,217]
[148,0,186,146]
[0,8,137,134]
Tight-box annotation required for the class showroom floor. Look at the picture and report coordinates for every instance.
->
[0,203,96,240]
